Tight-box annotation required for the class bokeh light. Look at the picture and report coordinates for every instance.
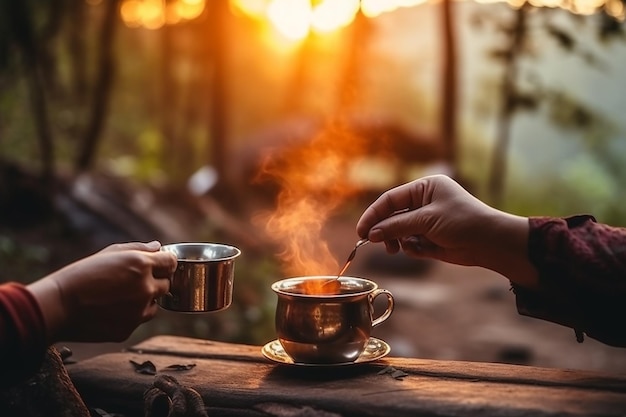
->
[118,0,205,29]
[116,0,623,32]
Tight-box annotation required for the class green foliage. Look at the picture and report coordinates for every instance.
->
[471,2,626,213]
[502,154,626,225]
[0,235,49,283]
[546,91,615,140]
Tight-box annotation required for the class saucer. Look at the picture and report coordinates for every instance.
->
[261,337,391,367]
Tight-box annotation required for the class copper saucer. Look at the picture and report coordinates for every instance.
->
[261,337,391,367]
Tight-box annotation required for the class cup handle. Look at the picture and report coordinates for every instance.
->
[370,289,394,328]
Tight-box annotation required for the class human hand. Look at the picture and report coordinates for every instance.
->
[28,241,177,344]
[356,175,537,286]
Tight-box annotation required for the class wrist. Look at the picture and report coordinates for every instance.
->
[478,210,539,288]
[27,277,68,345]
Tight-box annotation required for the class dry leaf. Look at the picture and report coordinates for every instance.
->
[378,365,408,380]
[162,364,197,371]
[130,360,157,375]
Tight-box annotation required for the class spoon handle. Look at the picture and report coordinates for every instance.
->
[336,239,370,278]
[355,238,370,249]
[336,208,411,278]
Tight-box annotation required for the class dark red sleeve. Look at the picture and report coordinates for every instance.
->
[512,215,626,347]
[0,282,48,387]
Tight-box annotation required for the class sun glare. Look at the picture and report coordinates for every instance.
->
[231,0,268,19]
[141,0,166,29]
[118,0,205,29]
[311,0,360,33]
[177,0,205,20]
[116,0,623,30]
[607,0,625,18]
[267,0,312,40]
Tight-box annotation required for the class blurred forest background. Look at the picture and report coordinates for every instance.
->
[1,0,626,372]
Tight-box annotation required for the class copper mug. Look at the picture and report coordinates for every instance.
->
[271,276,395,364]
[159,242,241,312]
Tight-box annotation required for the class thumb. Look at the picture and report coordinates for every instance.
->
[100,241,162,254]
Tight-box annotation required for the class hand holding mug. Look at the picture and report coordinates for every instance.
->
[28,241,177,344]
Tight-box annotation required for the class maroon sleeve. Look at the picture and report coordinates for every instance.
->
[512,215,626,347]
[0,282,48,387]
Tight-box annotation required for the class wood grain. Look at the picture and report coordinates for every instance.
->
[67,335,626,417]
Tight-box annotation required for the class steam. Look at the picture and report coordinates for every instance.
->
[252,119,365,278]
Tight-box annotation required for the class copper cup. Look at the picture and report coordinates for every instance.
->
[159,242,241,312]
[271,276,394,364]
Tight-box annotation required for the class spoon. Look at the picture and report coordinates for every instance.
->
[337,238,370,277]
[324,208,412,289]
[321,238,370,289]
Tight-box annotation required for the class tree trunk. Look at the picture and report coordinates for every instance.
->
[75,0,120,172]
[281,34,314,116]
[335,9,371,113]
[160,22,178,177]
[487,6,528,206]
[2,0,56,185]
[206,0,229,187]
[440,0,458,175]
[68,0,88,105]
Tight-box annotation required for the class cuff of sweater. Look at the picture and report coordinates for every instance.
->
[0,282,48,387]
[511,282,585,343]
[514,214,626,347]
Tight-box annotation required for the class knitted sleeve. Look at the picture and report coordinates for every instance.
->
[512,215,626,347]
[0,282,48,387]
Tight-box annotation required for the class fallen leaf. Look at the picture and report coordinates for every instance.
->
[130,360,157,375]
[162,364,197,371]
[377,365,408,380]
[377,366,394,375]
[90,407,125,417]
[390,369,409,379]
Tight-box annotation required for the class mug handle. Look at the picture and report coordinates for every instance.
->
[370,289,395,327]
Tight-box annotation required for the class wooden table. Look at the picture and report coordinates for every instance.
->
[67,335,626,417]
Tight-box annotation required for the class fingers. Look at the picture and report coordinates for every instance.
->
[136,278,169,326]
[400,236,437,258]
[362,207,431,246]
[142,304,160,323]
[142,274,171,324]
[152,274,171,298]
[148,251,175,301]
[384,239,400,254]
[150,251,178,279]
[357,180,426,239]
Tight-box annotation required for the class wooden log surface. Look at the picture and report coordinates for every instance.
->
[67,335,626,417]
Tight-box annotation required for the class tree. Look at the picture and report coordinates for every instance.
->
[473,2,626,206]
[440,0,459,175]
[0,0,121,184]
